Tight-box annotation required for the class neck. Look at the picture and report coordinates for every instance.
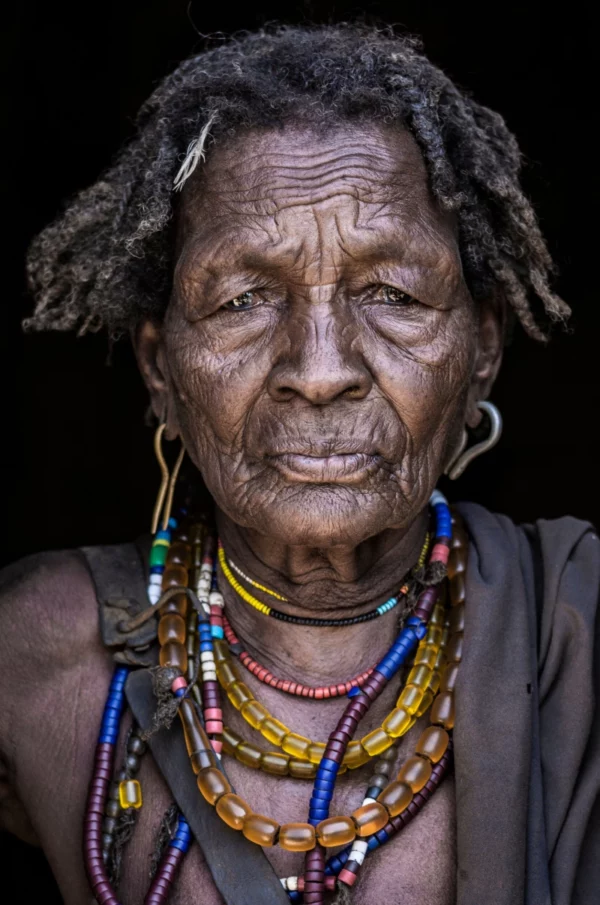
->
[214,507,429,686]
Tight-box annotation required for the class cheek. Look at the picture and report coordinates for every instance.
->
[366,310,476,446]
[164,322,274,453]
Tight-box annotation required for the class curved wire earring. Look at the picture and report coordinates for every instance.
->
[446,400,503,480]
[151,422,186,534]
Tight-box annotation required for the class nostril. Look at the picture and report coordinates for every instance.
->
[274,385,295,401]
[344,385,364,399]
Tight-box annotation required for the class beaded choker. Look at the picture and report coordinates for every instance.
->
[84,491,465,904]
[217,534,430,626]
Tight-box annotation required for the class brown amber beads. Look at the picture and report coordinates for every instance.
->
[216,793,251,830]
[397,755,432,793]
[182,582,464,854]
[243,813,279,846]
[352,801,389,836]
[416,726,449,763]
[377,780,413,817]
[279,823,316,851]
[158,613,186,645]
[197,767,230,805]
[316,816,356,847]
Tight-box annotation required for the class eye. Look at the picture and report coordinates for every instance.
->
[224,291,257,311]
[378,285,417,306]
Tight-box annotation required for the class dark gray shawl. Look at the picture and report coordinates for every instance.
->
[455,503,600,905]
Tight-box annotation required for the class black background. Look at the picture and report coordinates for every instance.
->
[1,1,597,900]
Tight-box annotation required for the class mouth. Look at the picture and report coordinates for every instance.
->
[268,452,381,484]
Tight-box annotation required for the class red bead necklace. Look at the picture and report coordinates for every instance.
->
[223,614,375,698]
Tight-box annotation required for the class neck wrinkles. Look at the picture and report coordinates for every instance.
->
[213,507,429,685]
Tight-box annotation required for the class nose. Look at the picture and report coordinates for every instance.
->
[267,305,372,405]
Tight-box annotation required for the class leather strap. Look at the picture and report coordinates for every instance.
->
[125,669,290,905]
[81,541,290,905]
[81,540,157,665]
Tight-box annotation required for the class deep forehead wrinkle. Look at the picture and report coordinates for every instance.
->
[186,127,432,216]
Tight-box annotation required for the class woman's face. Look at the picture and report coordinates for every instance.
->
[137,124,501,547]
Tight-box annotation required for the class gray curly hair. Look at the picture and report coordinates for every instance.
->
[25,23,570,340]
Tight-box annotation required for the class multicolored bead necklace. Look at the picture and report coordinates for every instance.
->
[84,490,465,905]
[215,607,447,774]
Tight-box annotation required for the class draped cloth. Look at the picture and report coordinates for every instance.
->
[92,503,600,904]
[454,503,600,905]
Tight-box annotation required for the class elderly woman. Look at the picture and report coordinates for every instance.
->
[1,23,598,905]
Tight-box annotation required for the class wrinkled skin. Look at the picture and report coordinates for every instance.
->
[0,123,503,904]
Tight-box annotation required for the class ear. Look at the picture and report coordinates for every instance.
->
[464,296,504,429]
[132,319,180,440]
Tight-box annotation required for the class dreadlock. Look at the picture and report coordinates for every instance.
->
[25,23,569,340]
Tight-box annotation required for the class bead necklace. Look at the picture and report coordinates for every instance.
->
[282,507,467,899]
[100,722,147,873]
[162,493,455,894]
[158,522,444,779]
[217,601,447,780]
[224,534,430,605]
[219,529,429,700]
[85,490,463,905]
[299,491,454,903]
[215,606,448,773]
[166,496,455,866]
[218,535,431,626]
[175,638,454,856]
[223,615,375,699]
[280,740,454,900]
[157,527,226,754]
[173,514,444,777]
[84,516,193,905]
[83,665,193,905]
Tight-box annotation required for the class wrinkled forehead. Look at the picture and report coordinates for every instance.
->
[177,123,454,244]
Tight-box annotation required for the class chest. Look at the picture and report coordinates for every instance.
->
[116,737,456,905]
[25,650,456,905]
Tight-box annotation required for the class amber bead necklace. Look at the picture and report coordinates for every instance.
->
[182,597,452,844]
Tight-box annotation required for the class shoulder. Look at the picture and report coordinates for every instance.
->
[456,500,597,557]
[0,538,151,656]
[0,549,101,664]
[455,500,600,697]
[0,547,113,765]
[456,501,599,597]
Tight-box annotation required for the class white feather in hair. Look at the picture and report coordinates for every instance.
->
[172,113,217,192]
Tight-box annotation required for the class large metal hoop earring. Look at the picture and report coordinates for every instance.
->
[151,422,185,534]
[446,400,503,480]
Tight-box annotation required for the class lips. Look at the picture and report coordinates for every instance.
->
[269,452,381,483]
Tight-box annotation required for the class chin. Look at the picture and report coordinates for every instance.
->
[234,484,407,548]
